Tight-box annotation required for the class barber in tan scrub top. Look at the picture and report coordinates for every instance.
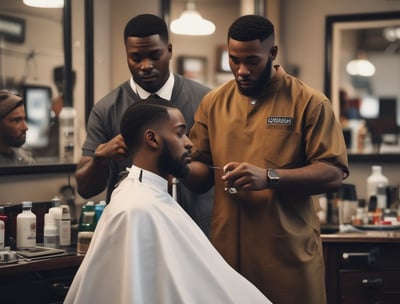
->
[183,15,349,304]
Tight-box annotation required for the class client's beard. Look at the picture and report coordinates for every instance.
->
[159,144,189,179]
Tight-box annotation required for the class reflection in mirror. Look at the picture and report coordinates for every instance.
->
[325,12,400,156]
[0,1,77,173]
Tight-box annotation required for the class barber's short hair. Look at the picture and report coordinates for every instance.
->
[228,15,274,42]
[120,97,176,152]
[124,14,169,43]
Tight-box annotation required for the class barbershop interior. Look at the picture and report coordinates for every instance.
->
[0,0,400,303]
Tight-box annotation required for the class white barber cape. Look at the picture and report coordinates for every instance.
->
[65,165,271,304]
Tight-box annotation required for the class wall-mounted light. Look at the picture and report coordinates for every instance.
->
[23,0,64,8]
[170,1,215,36]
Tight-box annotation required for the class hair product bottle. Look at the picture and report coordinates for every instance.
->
[59,205,71,247]
[0,217,5,250]
[43,213,58,248]
[77,201,95,254]
[16,201,37,249]
[366,166,388,203]
[49,197,62,248]
[94,201,106,227]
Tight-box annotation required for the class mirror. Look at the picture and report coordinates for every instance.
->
[324,12,400,157]
[0,0,77,174]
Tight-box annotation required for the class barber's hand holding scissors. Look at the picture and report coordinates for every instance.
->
[222,162,268,192]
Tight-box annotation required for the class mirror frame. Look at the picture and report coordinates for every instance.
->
[324,11,400,163]
[0,0,78,175]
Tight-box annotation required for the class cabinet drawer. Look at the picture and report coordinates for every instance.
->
[339,270,400,304]
[0,267,77,304]
[339,243,400,269]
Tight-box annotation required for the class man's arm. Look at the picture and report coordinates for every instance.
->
[75,134,128,198]
[222,161,345,195]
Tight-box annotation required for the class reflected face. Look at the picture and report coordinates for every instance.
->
[228,37,276,97]
[158,108,193,178]
[125,34,172,93]
[0,105,28,149]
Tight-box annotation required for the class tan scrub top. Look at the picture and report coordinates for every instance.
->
[190,66,349,303]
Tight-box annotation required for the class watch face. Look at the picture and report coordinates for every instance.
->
[268,169,279,184]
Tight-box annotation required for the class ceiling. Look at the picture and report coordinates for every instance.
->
[359,27,400,54]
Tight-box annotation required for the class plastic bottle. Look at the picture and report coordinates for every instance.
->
[94,201,106,227]
[338,183,358,227]
[366,166,388,203]
[16,201,37,249]
[0,218,5,250]
[43,213,59,248]
[49,197,62,247]
[0,207,9,248]
[77,201,95,254]
[59,205,71,247]
[376,184,387,210]
[59,107,76,163]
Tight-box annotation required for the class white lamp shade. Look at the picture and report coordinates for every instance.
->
[346,59,376,77]
[171,10,215,36]
[23,0,64,8]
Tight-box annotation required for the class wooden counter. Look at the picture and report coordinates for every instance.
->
[1,232,400,304]
[321,232,400,304]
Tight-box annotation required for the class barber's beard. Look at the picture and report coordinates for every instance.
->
[159,143,189,179]
[237,57,272,98]
[3,133,25,148]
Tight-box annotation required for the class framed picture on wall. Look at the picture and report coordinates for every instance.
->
[0,14,25,43]
[216,45,230,73]
[177,56,207,84]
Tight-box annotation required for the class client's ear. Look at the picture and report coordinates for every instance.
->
[145,129,160,149]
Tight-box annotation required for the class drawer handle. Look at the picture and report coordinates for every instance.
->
[361,278,383,289]
[341,247,379,265]
[51,283,70,296]
[342,252,369,259]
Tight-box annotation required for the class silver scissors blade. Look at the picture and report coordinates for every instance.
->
[208,166,224,170]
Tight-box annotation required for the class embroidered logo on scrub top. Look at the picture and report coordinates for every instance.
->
[267,116,293,126]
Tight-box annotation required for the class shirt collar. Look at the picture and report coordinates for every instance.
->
[127,165,168,193]
[130,73,174,101]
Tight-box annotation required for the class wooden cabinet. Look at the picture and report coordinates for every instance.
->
[0,254,84,304]
[1,234,400,303]
[322,233,400,304]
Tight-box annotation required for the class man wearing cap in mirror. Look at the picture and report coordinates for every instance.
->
[0,90,34,165]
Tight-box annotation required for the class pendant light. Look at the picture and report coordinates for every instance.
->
[23,0,64,8]
[170,1,215,36]
[346,51,376,77]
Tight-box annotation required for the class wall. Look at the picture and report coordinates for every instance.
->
[169,0,240,87]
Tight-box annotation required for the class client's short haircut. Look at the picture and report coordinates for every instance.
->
[120,97,177,152]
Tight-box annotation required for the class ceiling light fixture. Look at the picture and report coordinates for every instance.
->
[170,1,215,36]
[23,0,64,8]
[383,26,400,42]
[346,59,376,77]
[346,51,376,77]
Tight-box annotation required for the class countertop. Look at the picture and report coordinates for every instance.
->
[321,230,400,243]
[0,248,84,276]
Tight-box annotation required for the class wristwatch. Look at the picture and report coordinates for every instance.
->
[266,168,280,188]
